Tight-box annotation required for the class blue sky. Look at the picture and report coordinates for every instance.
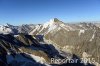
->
[0,0,100,25]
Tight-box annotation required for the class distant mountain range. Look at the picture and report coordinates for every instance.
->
[0,18,100,35]
[0,18,100,66]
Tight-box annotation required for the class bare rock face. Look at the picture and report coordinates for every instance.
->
[29,18,100,66]
[0,18,99,66]
[0,34,95,66]
[0,34,72,66]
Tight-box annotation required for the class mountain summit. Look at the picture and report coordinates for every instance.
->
[51,18,61,22]
[49,18,63,24]
[43,18,63,28]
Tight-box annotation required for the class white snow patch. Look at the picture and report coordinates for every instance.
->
[57,27,61,31]
[0,25,13,34]
[42,19,58,34]
[43,19,55,28]
[14,35,19,37]
[79,25,83,27]
[60,24,74,31]
[78,30,85,36]
[7,52,11,55]
[29,25,41,35]
[47,25,57,33]
[33,19,57,34]
[89,30,96,42]
[60,24,65,27]
[89,33,95,42]
[25,53,46,64]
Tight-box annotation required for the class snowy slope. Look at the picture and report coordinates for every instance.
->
[0,18,99,35]
[29,18,76,35]
[0,24,13,34]
[0,23,35,34]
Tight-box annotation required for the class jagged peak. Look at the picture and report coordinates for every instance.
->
[43,18,64,28]
[48,18,63,25]
[49,18,60,22]
[5,23,10,27]
[49,18,63,23]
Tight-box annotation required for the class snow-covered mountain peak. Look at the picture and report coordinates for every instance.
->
[43,18,63,28]
[0,24,13,34]
[50,18,61,22]
[4,23,11,26]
